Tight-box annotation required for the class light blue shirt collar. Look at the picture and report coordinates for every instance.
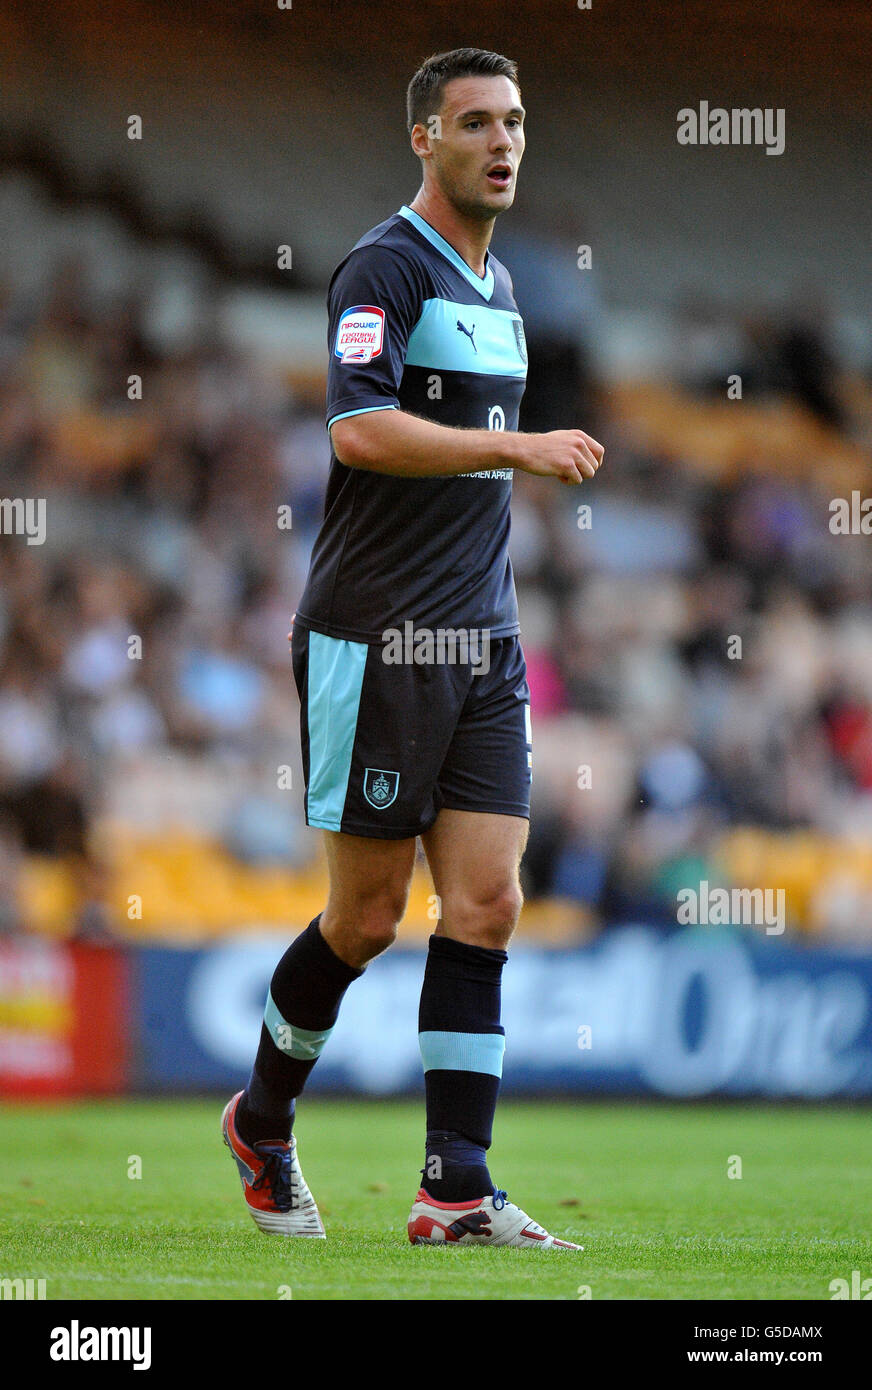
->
[399,205,495,301]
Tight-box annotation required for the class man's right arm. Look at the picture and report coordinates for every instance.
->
[330,408,603,484]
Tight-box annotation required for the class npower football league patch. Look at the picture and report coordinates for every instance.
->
[335,305,385,363]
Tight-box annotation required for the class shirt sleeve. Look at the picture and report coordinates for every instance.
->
[325,243,422,431]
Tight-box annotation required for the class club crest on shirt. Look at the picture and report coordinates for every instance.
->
[336,305,385,363]
[363,768,399,809]
[512,318,527,364]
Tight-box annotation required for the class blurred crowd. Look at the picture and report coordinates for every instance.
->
[0,251,871,937]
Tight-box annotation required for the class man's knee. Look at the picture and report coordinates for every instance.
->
[354,893,406,953]
[324,876,411,960]
[442,880,524,949]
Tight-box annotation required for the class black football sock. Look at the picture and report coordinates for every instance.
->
[236,914,362,1146]
[418,932,507,1201]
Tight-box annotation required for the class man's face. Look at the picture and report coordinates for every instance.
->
[416,75,525,220]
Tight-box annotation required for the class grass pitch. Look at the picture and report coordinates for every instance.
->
[0,1098,868,1301]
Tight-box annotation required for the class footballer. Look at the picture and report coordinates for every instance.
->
[222,47,603,1248]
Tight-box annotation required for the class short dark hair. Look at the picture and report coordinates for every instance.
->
[406,48,520,134]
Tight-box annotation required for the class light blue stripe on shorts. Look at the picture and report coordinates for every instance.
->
[306,630,368,831]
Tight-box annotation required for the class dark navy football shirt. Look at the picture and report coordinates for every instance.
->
[295,204,528,642]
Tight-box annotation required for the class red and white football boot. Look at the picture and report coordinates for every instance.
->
[221,1091,325,1238]
[408,1187,582,1249]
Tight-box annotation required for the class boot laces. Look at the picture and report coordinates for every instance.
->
[251,1144,298,1212]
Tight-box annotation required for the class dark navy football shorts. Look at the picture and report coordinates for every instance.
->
[292,622,532,839]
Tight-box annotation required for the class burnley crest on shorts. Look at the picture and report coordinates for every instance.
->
[363,768,400,809]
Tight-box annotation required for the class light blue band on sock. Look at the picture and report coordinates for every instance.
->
[264,990,334,1060]
[418,1030,506,1078]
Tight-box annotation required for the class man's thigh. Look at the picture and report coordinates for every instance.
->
[322,827,418,917]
